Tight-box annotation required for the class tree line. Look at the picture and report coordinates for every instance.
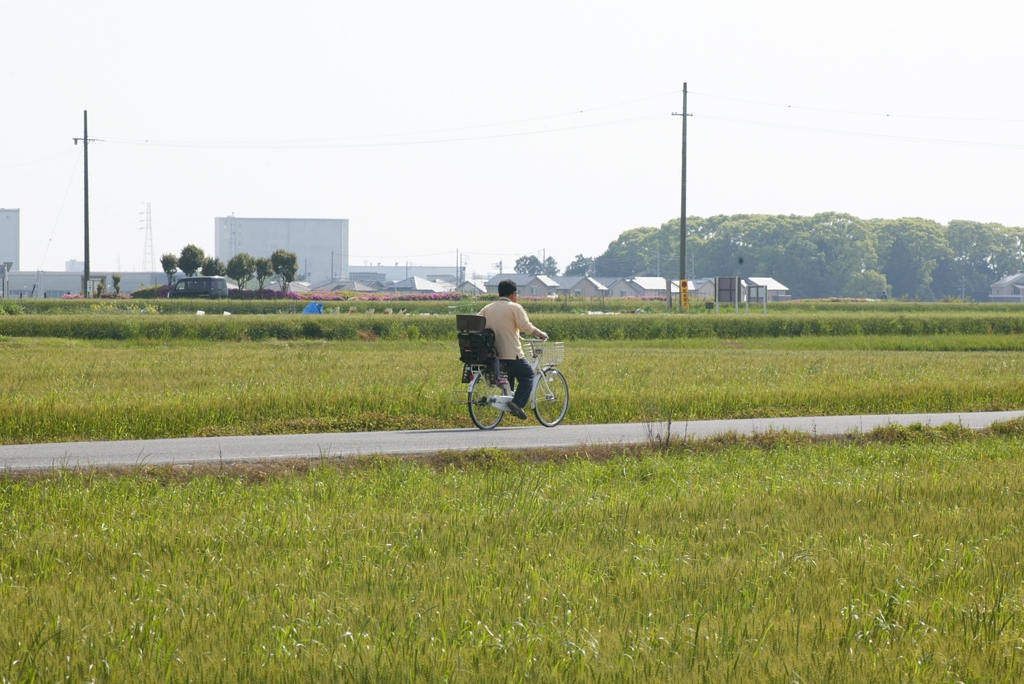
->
[557,213,1024,300]
[160,246,300,292]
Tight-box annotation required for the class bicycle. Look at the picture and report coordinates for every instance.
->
[465,339,569,429]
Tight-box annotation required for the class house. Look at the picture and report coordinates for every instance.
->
[311,278,379,293]
[990,274,1024,302]
[385,276,453,294]
[604,278,643,298]
[262,279,310,293]
[458,279,488,296]
[604,277,679,298]
[551,276,609,298]
[688,277,716,301]
[485,273,560,297]
[746,277,790,302]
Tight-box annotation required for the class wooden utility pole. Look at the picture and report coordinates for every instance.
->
[672,84,690,309]
[73,111,96,296]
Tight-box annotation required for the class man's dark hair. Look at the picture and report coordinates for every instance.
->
[498,279,517,298]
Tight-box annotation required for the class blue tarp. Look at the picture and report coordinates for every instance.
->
[302,301,324,314]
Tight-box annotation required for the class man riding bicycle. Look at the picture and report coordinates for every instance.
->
[479,279,548,420]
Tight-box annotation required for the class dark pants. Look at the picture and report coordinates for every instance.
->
[501,357,534,409]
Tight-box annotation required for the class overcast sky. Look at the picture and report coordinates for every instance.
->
[2,0,1022,278]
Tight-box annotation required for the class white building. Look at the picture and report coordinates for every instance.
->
[0,208,19,271]
[214,216,349,284]
[5,270,166,299]
[745,277,790,302]
[350,264,459,284]
[990,274,1024,302]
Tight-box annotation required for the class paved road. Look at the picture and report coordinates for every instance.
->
[3,410,1023,472]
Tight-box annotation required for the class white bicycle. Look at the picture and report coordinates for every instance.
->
[465,339,569,429]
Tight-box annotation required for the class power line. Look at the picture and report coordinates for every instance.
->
[102,113,668,150]
[692,90,1024,123]
[0,149,77,171]
[698,113,1024,149]
[37,147,82,270]
[100,89,680,149]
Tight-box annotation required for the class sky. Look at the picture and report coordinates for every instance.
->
[2,0,1022,279]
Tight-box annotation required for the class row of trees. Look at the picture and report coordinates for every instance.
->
[561,213,1024,301]
[514,254,560,277]
[160,246,299,292]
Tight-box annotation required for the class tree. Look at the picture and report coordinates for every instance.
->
[178,244,205,277]
[874,218,951,300]
[226,253,256,290]
[563,254,595,277]
[540,256,559,277]
[932,221,1024,301]
[254,257,274,291]
[271,249,299,292]
[515,255,543,275]
[594,222,679,277]
[200,256,226,277]
[160,253,179,285]
[514,255,558,277]
[112,273,121,295]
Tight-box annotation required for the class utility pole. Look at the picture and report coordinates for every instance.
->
[73,111,97,296]
[672,84,690,310]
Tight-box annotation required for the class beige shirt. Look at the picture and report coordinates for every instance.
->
[479,297,541,359]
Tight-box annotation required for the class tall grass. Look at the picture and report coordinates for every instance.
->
[3,337,1024,444]
[0,295,664,317]
[7,296,1024,318]
[6,310,1024,341]
[3,430,1024,681]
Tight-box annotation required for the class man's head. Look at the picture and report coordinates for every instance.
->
[498,279,517,298]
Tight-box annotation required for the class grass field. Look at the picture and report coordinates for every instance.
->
[6,295,1024,317]
[5,306,1024,682]
[6,310,1024,342]
[3,425,1024,682]
[3,335,1024,444]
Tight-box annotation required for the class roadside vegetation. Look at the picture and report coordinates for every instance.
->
[4,424,1024,682]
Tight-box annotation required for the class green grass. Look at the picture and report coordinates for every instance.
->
[3,336,1024,444]
[0,294,666,316]
[4,427,1024,681]
[6,296,1024,317]
[8,310,1024,341]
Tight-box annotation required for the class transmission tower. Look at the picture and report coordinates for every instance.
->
[140,202,156,271]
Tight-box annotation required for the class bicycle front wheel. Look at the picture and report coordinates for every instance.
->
[468,375,505,429]
[533,367,569,427]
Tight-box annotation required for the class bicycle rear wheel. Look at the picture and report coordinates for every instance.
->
[533,367,569,427]
[468,374,505,429]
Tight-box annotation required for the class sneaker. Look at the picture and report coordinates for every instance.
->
[508,402,528,420]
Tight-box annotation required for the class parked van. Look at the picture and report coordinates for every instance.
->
[168,276,229,299]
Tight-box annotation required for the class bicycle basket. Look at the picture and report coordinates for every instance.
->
[527,340,564,365]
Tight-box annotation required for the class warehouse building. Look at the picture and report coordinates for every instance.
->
[214,216,349,284]
[0,209,19,272]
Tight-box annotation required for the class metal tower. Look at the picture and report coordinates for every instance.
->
[140,202,156,272]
